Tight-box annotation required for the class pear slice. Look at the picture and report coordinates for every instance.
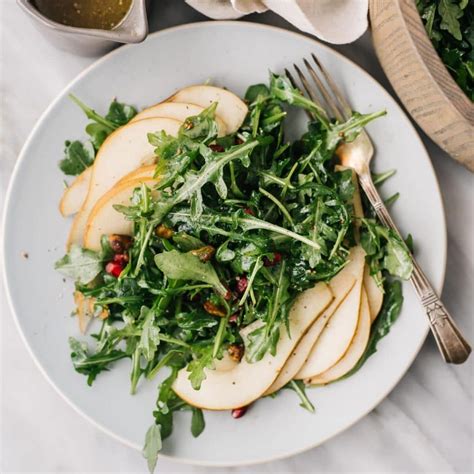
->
[168,85,247,133]
[363,265,384,322]
[305,288,371,385]
[131,102,227,136]
[172,282,333,410]
[84,177,158,251]
[335,165,383,323]
[67,117,180,249]
[116,164,156,186]
[295,246,365,380]
[264,271,356,395]
[59,167,93,217]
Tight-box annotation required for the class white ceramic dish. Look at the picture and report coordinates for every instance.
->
[2,22,446,466]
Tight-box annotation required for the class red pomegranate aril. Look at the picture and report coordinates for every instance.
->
[231,406,248,419]
[264,252,282,267]
[113,253,129,265]
[105,261,123,278]
[210,144,225,153]
[236,276,248,294]
[243,208,254,216]
[229,314,239,324]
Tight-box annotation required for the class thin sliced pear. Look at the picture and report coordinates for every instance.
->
[74,291,109,334]
[305,288,371,385]
[335,166,383,322]
[116,164,156,186]
[363,265,384,322]
[132,102,227,136]
[172,282,333,410]
[84,177,158,251]
[67,117,180,249]
[295,246,366,379]
[59,167,92,217]
[168,85,247,133]
[265,271,356,395]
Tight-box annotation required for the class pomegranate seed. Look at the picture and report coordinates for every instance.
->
[236,276,248,294]
[105,261,123,278]
[224,289,233,301]
[231,406,248,419]
[243,208,254,216]
[235,137,244,145]
[264,252,282,267]
[209,144,225,153]
[113,253,129,265]
[229,314,239,324]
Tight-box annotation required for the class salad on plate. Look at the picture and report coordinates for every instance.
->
[55,73,413,471]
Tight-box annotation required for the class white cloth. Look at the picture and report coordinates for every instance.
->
[186,0,369,44]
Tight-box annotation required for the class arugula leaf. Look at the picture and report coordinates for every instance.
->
[284,380,315,413]
[191,408,206,437]
[143,424,162,474]
[325,110,387,151]
[55,245,104,284]
[186,347,214,390]
[245,323,280,363]
[138,306,161,362]
[69,337,128,386]
[59,140,95,176]
[105,99,137,126]
[85,123,111,150]
[152,139,259,223]
[360,219,413,280]
[269,73,329,127]
[417,0,473,100]
[155,250,227,296]
[59,97,137,176]
[69,94,117,131]
[438,0,463,40]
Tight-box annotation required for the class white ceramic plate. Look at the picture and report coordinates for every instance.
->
[3,22,446,466]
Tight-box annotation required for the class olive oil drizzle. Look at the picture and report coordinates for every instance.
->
[33,0,132,30]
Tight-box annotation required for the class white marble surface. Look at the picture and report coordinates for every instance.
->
[1,1,473,472]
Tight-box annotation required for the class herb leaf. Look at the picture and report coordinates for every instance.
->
[187,347,214,390]
[55,245,103,284]
[155,250,227,296]
[143,424,162,474]
[59,140,95,176]
[284,380,315,413]
[191,408,206,437]
[438,0,463,40]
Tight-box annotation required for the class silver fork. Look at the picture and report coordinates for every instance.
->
[286,54,471,364]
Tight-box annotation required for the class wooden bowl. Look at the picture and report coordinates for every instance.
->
[370,0,474,171]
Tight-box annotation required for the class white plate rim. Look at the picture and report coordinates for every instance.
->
[2,21,447,467]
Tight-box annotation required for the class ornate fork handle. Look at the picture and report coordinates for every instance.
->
[359,174,471,364]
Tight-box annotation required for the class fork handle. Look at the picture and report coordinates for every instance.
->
[359,175,471,364]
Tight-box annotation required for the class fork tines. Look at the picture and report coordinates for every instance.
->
[286,53,352,122]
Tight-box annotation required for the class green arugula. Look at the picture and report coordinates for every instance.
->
[154,250,228,296]
[55,245,104,284]
[417,0,473,100]
[59,96,137,176]
[56,74,402,474]
[59,140,95,176]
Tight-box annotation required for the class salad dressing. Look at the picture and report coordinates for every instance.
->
[32,0,132,30]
